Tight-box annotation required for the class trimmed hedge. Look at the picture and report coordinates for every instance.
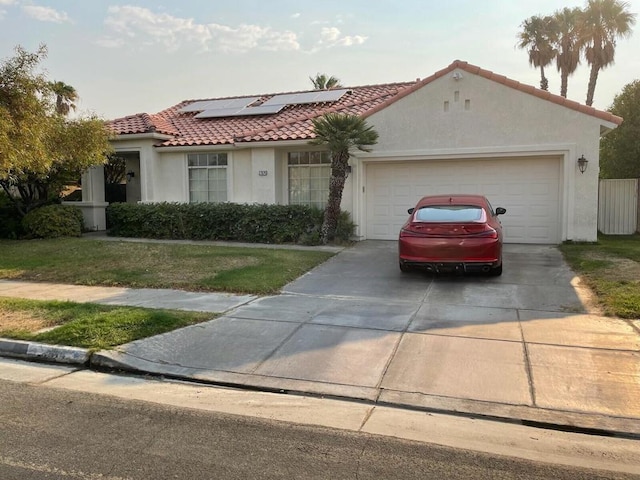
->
[22,204,85,239]
[106,202,355,245]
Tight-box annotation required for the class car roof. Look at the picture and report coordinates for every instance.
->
[415,194,489,207]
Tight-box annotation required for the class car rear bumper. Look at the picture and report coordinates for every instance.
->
[399,236,502,273]
[399,259,500,273]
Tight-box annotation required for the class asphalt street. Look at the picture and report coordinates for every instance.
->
[1,378,636,480]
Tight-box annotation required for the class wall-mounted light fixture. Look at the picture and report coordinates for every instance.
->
[577,155,588,174]
[126,170,135,181]
[345,165,352,177]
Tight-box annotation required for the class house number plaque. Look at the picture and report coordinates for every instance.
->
[258,170,268,176]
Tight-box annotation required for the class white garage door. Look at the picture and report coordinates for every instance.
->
[365,157,561,243]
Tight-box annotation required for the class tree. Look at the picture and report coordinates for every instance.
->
[0,45,113,216]
[517,15,558,91]
[49,80,78,116]
[310,113,378,244]
[310,73,342,90]
[554,7,583,98]
[600,80,640,178]
[104,154,126,185]
[580,0,636,106]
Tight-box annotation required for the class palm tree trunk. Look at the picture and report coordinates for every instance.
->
[321,152,349,244]
[586,63,599,106]
[539,65,548,91]
[560,70,568,98]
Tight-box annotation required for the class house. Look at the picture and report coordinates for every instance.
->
[73,60,622,243]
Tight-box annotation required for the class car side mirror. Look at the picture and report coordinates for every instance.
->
[407,208,415,215]
[495,207,506,215]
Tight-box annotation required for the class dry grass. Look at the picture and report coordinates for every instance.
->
[0,308,53,333]
[560,234,640,319]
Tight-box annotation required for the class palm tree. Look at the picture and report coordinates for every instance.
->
[517,15,558,91]
[310,73,342,90]
[580,0,635,106]
[554,7,583,98]
[310,113,378,244]
[49,81,78,116]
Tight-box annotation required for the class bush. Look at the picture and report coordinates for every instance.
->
[0,192,23,239]
[106,202,356,245]
[22,205,84,239]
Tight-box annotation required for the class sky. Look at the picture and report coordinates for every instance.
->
[1,0,638,120]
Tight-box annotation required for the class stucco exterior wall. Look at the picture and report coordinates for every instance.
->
[155,152,188,202]
[232,150,252,203]
[251,148,277,204]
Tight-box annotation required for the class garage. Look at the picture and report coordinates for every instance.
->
[365,156,562,244]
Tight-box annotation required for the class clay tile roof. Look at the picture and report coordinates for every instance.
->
[107,112,180,136]
[107,60,622,147]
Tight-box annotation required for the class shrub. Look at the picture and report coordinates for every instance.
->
[22,205,84,239]
[0,192,23,239]
[334,210,357,244]
[106,202,356,245]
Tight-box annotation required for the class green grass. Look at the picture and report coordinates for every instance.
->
[0,238,334,294]
[559,234,640,319]
[0,297,213,349]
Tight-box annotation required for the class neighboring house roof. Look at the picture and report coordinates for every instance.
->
[107,60,622,148]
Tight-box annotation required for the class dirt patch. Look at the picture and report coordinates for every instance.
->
[581,251,640,283]
[0,309,53,333]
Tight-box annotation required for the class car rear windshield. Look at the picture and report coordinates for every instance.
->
[415,205,484,222]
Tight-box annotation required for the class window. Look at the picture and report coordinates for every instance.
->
[187,153,228,203]
[288,151,331,209]
[416,205,485,223]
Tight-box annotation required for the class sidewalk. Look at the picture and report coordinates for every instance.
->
[0,279,255,313]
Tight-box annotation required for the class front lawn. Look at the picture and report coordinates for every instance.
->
[559,234,640,319]
[0,297,213,349]
[0,238,334,295]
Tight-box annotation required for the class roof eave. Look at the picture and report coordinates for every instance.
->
[154,138,314,152]
[112,132,175,141]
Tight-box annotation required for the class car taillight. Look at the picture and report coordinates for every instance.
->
[475,226,498,239]
[400,228,424,238]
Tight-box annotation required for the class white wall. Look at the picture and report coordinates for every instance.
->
[250,148,277,204]
[232,150,252,203]
[155,152,188,202]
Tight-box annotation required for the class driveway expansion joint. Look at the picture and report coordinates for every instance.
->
[517,310,538,407]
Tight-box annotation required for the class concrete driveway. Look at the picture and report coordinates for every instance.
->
[96,241,640,433]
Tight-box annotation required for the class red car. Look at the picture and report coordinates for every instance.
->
[398,194,506,276]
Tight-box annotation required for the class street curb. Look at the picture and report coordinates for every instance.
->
[89,349,640,439]
[0,338,89,365]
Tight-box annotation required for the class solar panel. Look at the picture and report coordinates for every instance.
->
[233,104,285,116]
[195,107,246,119]
[315,88,349,102]
[262,88,349,107]
[194,104,285,119]
[180,100,217,113]
[180,96,261,113]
